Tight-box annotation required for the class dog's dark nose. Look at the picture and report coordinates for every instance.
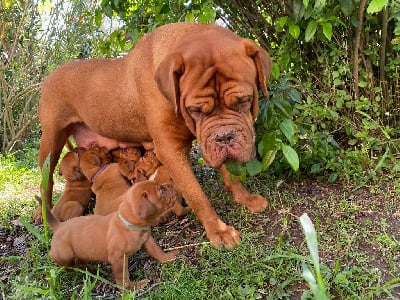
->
[213,129,237,144]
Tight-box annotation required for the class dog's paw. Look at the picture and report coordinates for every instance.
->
[160,249,179,262]
[206,219,241,249]
[124,279,149,290]
[242,194,269,213]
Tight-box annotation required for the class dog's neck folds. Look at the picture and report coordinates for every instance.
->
[118,213,151,231]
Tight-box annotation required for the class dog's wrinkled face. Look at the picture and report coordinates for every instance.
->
[156,32,272,168]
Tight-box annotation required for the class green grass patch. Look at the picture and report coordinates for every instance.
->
[0,151,399,298]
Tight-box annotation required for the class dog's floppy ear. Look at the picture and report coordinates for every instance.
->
[242,39,272,98]
[155,53,185,116]
[136,191,157,219]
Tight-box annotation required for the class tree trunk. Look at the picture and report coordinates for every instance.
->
[353,0,367,100]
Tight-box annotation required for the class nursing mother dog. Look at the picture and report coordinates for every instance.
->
[37,22,273,249]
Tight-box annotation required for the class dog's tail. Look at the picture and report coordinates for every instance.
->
[35,196,60,230]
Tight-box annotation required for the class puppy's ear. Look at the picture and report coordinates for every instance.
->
[136,191,157,219]
[89,153,102,167]
[242,39,272,98]
[155,53,185,116]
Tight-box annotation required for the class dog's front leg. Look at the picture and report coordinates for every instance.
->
[142,235,178,262]
[155,145,241,249]
[109,253,131,288]
[220,164,269,213]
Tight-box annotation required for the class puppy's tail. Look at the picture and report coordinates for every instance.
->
[35,196,60,230]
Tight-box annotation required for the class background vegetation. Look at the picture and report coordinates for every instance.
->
[0,0,399,298]
[1,0,399,184]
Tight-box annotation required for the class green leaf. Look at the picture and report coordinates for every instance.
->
[281,144,299,171]
[41,154,51,191]
[292,0,305,21]
[185,12,195,22]
[246,158,263,176]
[95,8,102,27]
[159,3,170,14]
[279,118,296,145]
[322,22,332,40]
[262,132,279,153]
[286,88,302,103]
[300,213,319,266]
[262,149,277,170]
[276,16,288,32]
[305,21,318,42]
[272,98,292,118]
[289,22,300,39]
[225,161,242,176]
[340,0,354,16]
[367,0,388,14]
[271,63,280,80]
[314,0,327,11]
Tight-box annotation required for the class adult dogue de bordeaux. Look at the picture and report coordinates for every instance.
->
[37,22,272,249]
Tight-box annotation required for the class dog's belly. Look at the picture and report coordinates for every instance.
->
[71,123,153,150]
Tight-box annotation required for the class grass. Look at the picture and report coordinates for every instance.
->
[0,147,399,299]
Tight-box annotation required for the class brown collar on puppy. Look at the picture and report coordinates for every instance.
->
[91,163,110,182]
[118,213,150,231]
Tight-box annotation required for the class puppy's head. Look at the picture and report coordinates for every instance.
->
[59,150,86,182]
[79,143,112,179]
[134,150,161,178]
[118,147,142,179]
[124,180,178,226]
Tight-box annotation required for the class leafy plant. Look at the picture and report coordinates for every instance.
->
[299,213,330,300]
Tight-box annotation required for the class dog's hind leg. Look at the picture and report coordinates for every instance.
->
[35,123,69,223]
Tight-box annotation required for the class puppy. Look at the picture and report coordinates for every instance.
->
[111,147,142,182]
[38,181,179,290]
[79,144,131,215]
[51,148,92,221]
[134,150,192,223]
[132,150,161,181]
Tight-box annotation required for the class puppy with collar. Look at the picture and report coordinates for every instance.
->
[79,143,131,215]
[51,148,92,221]
[39,180,179,290]
[134,150,192,223]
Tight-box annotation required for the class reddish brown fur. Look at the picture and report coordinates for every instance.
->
[38,181,179,290]
[38,23,272,248]
[51,149,92,221]
[79,144,131,215]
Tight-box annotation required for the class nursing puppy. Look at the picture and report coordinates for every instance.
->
[39,181,179,290]
[51,148,92,221]
[79,144,131,215]
[132,150,191,222]
[112,147,142,182]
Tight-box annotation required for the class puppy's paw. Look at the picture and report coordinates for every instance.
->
[124,279,149,290]
[160,249,179,262]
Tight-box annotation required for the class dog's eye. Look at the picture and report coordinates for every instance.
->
[234,95,252,112]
